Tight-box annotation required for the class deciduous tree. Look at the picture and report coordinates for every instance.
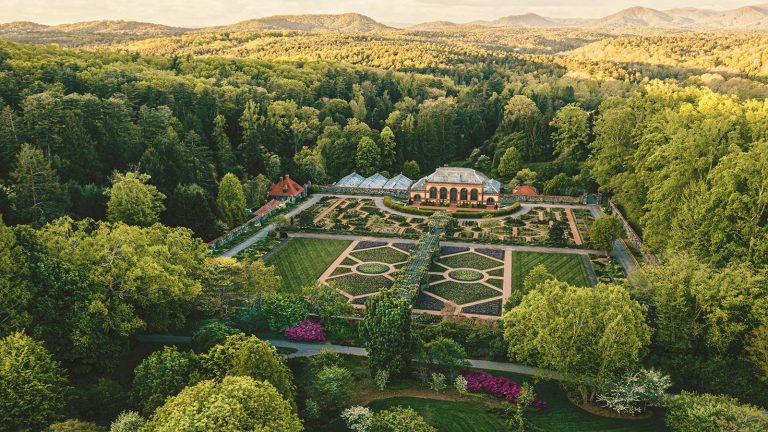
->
[106,171,165,227]
[144,376,302,432]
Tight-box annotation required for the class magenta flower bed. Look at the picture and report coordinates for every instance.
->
[284,320,326,342]
[462,370,547,409]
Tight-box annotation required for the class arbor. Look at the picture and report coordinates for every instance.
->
[144,376,302,432]
[216,173,247,228]
[10,143,66,225]
[550,104,590,161]
[0,332,70,431]
[402,160,420,180]
[106,171,165,227]
[131,346,197,413]
[497,146,521,178]
[199,334,295,402]
[504,282,651,403]
[590,215,625,255]
[359,290,413,377]
[355,136,381,177]
[664,391,768,432]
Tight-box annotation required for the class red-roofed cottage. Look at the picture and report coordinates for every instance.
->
[511,185,540,196]
[268,175,306,202]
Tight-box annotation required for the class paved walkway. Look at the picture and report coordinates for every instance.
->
[135,334,562,379]
[268,339,563,379]
[588,204,643,286]
[220,195,323,258]
[287,232,603,255]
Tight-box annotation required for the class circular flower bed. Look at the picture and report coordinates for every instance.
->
[448,269,484,281]
[356,263,390,275]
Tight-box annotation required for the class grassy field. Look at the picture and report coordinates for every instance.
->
[369,397,508,431]
[264,238,351,293]
[511,251,591,291]
[501,371,668,432]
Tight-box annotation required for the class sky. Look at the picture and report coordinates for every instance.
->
[0,0,763,27]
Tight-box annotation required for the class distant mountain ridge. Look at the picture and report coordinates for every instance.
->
[3,5,768,38]
[207,13,392,33]
[0,20,187,35]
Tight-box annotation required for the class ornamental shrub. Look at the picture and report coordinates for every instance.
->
[310,366,354,414]
[284,320,326,342]
[462,370,546,409]
[342,406,374,432]
[664,391,768,432]
[191,321,241,353]
[263,294,309,331]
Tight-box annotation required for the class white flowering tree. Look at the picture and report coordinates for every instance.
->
[597,369,671,415]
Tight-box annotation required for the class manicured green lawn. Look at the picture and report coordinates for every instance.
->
[498,371,668,432]
[370,397,508,431]
[511,251,591,291]
[264,238,351,293]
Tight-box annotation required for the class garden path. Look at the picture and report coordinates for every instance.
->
[287,232,603,256]
[587,205,644,287]
[135,334,562,379]
[267,339,564,379]
[220,195,323,258]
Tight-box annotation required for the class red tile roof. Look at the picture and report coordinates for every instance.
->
[512,185,539,196]
[269,175,304,197]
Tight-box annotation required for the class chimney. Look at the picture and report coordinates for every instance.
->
[282,175,288,192]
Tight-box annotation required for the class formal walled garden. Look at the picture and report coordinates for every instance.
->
[421,247,508,318]
[292,196,427,237]
[447,207,585,247]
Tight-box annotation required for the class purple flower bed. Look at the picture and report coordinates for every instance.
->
[353,295,373,305]
[393,243,417,252]
[284,320,326,342]
[462,370,547,409]
[462,299,502,316]
[355,241,387,250]
[476,248,505,260]
[415,293,445,311]
[440,246,469,255]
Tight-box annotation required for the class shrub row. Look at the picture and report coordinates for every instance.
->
[382,196,521,219]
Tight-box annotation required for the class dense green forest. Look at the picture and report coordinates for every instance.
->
[1,23,767,431]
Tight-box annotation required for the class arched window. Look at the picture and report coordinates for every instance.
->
[460,188,468,201]
[413,194,421,202]
[439,187,448,200]
[429,187,437,199]
[486,197,495,205]
[470,189,478,201]
[450,188,458,203]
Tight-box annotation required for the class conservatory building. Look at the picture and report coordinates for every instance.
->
[409,166,501,207]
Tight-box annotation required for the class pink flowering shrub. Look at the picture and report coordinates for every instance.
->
[284,320,326,342]
[462,370,547,409]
